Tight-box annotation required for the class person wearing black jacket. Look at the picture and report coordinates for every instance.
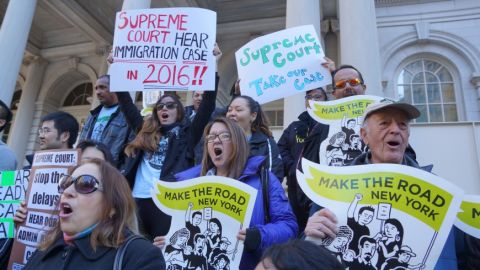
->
[277,88,328,233]
[117,75,218,240]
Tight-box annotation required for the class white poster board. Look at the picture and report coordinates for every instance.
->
[235,25,331,104]
[110,8,217,92]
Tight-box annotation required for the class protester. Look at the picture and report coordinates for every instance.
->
[78,74,135,167]
[168,117,297,269]
[22,158,165,269]
[76,139,114,164]
[304,99,459,269]
[226,95,284,181]
[24,111,80,168]
[0,99,17,170]
[255,239,343,270]
[118,78,217,241]
[277,88,328,233]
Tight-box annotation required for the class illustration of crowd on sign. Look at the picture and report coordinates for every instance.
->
[164,203,235,270]
[325,116,366,167]
[320,194,426,270]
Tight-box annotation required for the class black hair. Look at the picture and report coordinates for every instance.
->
[331,65,365,89]
[76,139,114,164]
[0,99,12,132]
[192,211,202,219]
[193,233,206,242]
[260,240,344,270]
[228,95,272,137]
[359,236,376,247]
[98,74,110,82]
[40,111,79,148]
[358,206,375,215]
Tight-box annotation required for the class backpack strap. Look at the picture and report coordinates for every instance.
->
[261,165,270,224]
[113,234,144,270]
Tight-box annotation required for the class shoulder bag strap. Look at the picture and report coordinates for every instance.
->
[261,165,270,224]
[113,234,144,270]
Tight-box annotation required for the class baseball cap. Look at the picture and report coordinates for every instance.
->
[363,98,420,121]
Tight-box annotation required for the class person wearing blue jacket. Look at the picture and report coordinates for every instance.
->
[173,117,298,269]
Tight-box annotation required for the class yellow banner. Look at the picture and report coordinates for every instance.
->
[154,181,252,223]
[311,98,376,120]
[457,200,480,230]
[305,166,453,231]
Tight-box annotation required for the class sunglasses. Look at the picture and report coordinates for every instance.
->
[58,174,103,194]
[156,102,178,110]
[206,132,231,143]
[334,78,362,89]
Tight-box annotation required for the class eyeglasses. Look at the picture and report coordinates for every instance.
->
[334,78,362,89]
[156,102,177,110]
[58,174,103,194]
[305,94,326,101]
[206,132,231,143]
[38,128,53,136]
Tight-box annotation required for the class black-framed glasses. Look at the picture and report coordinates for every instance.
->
[156,102,177,110]
[38,128,53,136]
[334,78,362,89]
[206,132,231,143]
[58,174,103,194]
[305,94,326,101]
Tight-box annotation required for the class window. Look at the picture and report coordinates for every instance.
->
[264,110,284,127]
[397,59,457,123]
[63,83,93,106]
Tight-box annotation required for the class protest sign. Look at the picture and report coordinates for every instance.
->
[455,195,480,239]
[0,170,30,238]
[235,25,330,104]
[297,159,464,270]
[8,149,79,270]
[152,176,257,270]
[307,95,383,166]
[110,8,217,92]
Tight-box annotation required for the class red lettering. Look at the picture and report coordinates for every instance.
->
[117,11,128,29]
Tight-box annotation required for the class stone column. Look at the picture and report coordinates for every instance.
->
[0,0,37,105]
[338,0,382,96]
[283,0,321,127]
[7,57,47,166]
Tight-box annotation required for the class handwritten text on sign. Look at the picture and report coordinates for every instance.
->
[235,25,331,104]
[110,8,217,92]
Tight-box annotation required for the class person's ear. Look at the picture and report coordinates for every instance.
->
[360,127,368,146]
[60,131,70,144]
[250,112,257,123]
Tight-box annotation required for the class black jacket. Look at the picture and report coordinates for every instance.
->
[277,111,322,231]
[119,76,218,185]
[249,130,284,181]
[79,103,135,167]
[23,234,165,270]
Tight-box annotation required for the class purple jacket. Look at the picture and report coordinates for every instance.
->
[175,156,298,269]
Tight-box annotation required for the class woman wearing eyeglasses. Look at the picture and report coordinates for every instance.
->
[22,158,165,270]
[170,117,297,269]
[225,95,284,181]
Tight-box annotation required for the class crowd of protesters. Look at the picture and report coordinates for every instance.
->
[0,40,478,270]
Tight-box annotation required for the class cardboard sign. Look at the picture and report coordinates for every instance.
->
[8,149,79,270]
[110,8,217,92]
[307,95,383,166]
[298,159,464,270]
[152,176,257,270]
[235,25,330,104]
[455,195,480,239]
[0,170,30,239]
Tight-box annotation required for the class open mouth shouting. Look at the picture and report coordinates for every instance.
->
[59,202,73,218]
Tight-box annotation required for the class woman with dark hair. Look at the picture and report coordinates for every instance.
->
[172,117,297,269]
[256,240,343,270]
[226,95,284,180]
[76,139,114,164]
[23,159,165,269]
[375,218,404,269]
[206,218,222,257]
[118,87,217,240]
